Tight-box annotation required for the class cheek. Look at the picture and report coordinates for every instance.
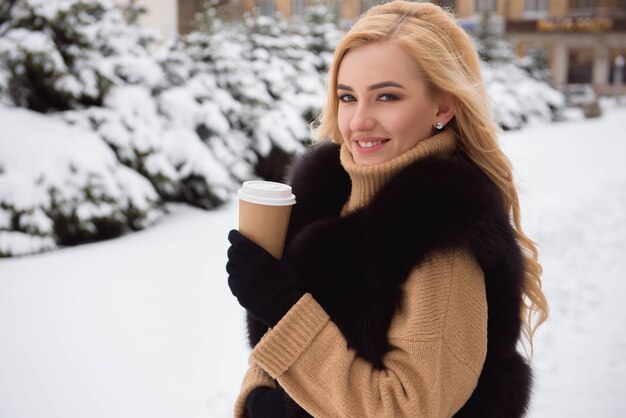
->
[337,107,351,138]
[392,104,434,139]
[382,110,416,138]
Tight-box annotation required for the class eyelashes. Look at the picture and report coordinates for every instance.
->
[338,94,356,102]
[337,93,399,102]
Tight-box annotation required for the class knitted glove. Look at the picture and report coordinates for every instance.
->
[226,230,303,328]
[246,387,285,418]
[246,386,312,418]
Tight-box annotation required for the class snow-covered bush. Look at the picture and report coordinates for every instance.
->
[0,0,161,112]
[62,85,236,209]
[0,104,160,257]
[0,0,570,257]
[0,0,238,256]
[483,62,566,130]
[240,11,324,179]
[159,6,333,183]
[300,2,344,72]
[518,46,552,85]
[472,11,566,129]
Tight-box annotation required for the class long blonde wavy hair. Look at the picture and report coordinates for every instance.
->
[315,1,548,352]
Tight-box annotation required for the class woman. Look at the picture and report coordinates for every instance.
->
[226,1,549,416]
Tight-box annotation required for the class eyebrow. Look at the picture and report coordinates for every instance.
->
[336,81,405,91]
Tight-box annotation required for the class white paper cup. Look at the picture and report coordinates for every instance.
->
[237,181,296,259]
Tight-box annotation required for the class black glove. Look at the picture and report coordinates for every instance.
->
[226,229,303,328]
[246,386,312,418]
[246,387,285,418]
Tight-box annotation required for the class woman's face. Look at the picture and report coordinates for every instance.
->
[337,42,446,166]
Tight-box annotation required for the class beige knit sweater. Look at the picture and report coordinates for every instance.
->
[234,132,488,417]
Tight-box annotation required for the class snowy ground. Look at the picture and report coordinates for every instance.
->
[1,104,626,418]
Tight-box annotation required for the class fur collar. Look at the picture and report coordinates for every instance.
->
[247,141,531,417]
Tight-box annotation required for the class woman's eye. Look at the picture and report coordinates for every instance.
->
[338,94,356,102]
[379,94,397,101]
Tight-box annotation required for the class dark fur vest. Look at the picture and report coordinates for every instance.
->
[246,141,532,417]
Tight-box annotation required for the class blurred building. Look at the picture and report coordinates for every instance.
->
[135,0,626,93]
[115,0,179,39]
[485,0,626,94]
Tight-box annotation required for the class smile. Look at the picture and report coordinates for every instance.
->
[359,140,384,148]
[355,138,390,151]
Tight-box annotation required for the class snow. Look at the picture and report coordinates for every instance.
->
[500,102,626,417]
[1,103,625,417]
[0,231,56,256]
[0,210,11,229]
[0,202,244,418]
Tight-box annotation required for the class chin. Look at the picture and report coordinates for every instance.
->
[355,155,388,166]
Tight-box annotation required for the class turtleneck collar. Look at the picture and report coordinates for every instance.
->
[340,130,457,213]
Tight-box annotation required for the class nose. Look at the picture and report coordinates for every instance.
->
[349,102,376,133]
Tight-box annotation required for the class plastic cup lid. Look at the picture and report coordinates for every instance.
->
[237,181,296,206]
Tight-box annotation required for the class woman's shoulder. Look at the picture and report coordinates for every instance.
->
[421,248,481,273]
[412,248,484,291]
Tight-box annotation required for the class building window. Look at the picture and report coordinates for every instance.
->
[570,0,597,8]
[567,48,594,84]
[361,0,388,14]
[524,0,548,12]
[292,0,306,16]
[475,0,496,13]
[259,0,275,16]
[569,0,598,14]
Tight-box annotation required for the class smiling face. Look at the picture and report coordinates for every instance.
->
[337,42,450,166]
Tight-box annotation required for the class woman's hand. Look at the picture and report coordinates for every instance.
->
[226,230,303,328]
[245,387,282,417]
[246,386,311,417]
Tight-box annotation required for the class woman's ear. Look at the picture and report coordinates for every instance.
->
[435,94,457,126]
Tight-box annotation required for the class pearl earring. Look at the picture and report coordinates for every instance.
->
[435,121,444,130]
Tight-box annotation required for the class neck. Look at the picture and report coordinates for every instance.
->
[340,130,457,212]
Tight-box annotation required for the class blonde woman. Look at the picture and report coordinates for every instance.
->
[226,1,548,416]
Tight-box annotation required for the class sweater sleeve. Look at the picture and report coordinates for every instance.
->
[249,249,488,418]
[233,363,276,418]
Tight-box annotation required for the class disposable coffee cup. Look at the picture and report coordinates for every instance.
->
[237,181,296,259]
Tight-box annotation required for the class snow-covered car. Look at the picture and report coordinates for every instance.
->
[563,84,602,118]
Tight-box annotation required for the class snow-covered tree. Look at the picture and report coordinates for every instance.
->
[482,62,565,130]
[519,45,552,84]
[0,0,161,112]
[0,102,161,257]
[0,0,235,257]
[473,11,515,63]
[239,10,323,180]
[161,7,327,183]
[157,28,258,182]
[0,0,570,257]
[469,11,565,128]
[61,83,236,210]
[191,0,223,34]
[117,0,146,25]
[300,1,343,72]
